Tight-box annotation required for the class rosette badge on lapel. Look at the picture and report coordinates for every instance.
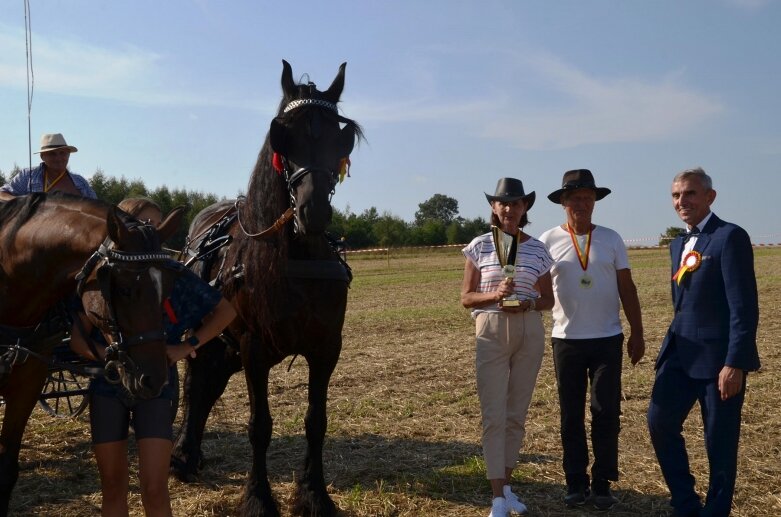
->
[673,250,702,285]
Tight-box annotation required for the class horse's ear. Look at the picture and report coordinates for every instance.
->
[323,62,346,103]
[107,206,131,246]
[269,118,287,154]
[281,60,296,98]
[157,206,186,243]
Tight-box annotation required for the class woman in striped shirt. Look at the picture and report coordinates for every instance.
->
[461,177,554,517]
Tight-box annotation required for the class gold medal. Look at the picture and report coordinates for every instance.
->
[567,224,593,290]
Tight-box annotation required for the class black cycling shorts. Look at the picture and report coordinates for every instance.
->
[89,393,175,444]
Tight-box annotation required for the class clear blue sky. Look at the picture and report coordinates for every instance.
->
[1,0,779,244]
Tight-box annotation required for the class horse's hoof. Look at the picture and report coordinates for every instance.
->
[169,455,198,483]
[294,485,337,517]
[241,495,281,517]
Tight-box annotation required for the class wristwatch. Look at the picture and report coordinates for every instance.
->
[187,335,200,349]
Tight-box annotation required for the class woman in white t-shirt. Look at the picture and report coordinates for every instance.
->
[461,177,554,517]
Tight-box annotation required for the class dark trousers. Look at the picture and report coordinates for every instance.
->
[647,348,745,517]
[552,334,623,488]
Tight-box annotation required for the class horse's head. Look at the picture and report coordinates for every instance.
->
[79,206,185,399]
[268,60,362,235]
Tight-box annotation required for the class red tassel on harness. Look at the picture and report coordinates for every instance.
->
[272,152,284,174]
[163,297,178,324]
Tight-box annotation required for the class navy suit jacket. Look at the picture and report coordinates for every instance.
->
[656,214,760,379]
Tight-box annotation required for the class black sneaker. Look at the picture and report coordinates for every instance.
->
[564,486,590,507]
[591,480,618,511]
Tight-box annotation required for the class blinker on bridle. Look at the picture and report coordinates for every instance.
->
[239,95,349,239]
[75,229,175,353]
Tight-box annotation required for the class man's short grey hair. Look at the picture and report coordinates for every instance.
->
[674,167,713,190]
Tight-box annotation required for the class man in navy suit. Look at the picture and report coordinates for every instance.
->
[648,167,760,517]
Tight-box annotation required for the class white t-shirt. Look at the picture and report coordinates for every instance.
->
[462,231,553,315]
[538,225,630,339]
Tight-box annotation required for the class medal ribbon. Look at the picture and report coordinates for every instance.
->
[567,224,591,271]
[44,170,68,192]
[491,226,520,268]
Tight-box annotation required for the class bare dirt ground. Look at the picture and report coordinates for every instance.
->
[6,246,781,516]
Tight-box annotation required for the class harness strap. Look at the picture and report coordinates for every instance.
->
[183,204,238,253]
[235,201,295,240]
[0,342,104,379]
[286,259,351,283]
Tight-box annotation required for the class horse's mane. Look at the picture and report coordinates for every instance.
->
[224,130,287,328]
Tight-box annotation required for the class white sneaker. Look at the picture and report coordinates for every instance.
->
[503,485,529,515]
[488,496,509,517]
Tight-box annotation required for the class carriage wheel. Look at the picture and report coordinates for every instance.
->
[38,368,90,418]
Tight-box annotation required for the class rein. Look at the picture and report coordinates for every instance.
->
[0,341,104,379]
[235,198,295,240]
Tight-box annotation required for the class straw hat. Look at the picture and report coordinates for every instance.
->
[34,133,78,154]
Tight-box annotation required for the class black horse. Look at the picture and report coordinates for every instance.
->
[0,193,184,516]
[171,60,362,516]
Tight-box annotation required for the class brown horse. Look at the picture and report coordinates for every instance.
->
[171,60,362,516]
[0,192,183,516]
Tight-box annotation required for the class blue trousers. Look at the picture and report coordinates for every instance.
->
[647,349,745,517]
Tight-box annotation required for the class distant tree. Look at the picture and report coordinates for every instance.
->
[126,179,148,199]
[409,219,447,246]
[329,207,378,249]
[88,170,222,250]
[91,173,136,204]
[90,170,110,199]
[659,226,685,247]
[373,212,409,247]
[414,194,459,226]
[446,216,489,244]
[0,164,23,185]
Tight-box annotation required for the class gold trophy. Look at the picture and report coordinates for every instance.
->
[492,226,521,307]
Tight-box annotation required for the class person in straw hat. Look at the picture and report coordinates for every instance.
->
[461,177,555,516]
[539,169,645,511]
[0,133,96,200]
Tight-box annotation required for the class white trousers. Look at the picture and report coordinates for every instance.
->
[474,311,545,480]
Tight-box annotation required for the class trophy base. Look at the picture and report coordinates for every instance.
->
[501,298,521,307]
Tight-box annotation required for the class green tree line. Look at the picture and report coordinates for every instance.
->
[3,165,685,249]
[1,165,493,249]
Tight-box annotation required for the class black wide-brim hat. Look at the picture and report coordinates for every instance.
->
[484,178,536,210]
[547,169,611,204]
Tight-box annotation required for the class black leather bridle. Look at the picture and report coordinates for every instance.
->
[74,225,183,389]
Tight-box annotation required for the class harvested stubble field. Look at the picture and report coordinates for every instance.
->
[6,246,781,516]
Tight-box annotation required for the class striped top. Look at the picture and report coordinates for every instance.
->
[462,231,554,314]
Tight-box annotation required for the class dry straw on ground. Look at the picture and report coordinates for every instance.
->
[5,247,781,516]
